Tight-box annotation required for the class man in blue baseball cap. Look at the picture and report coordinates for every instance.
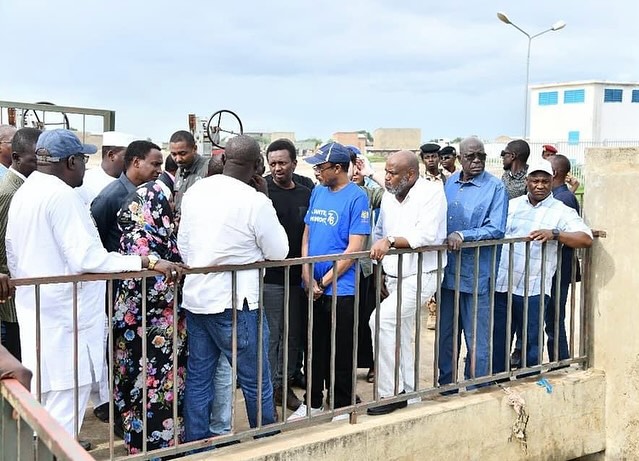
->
[5,129,185,445]
[289,142,370,421]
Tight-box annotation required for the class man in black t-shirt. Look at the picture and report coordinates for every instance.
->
[263,139,311,413]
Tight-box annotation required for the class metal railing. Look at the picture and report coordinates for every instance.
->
[0,378,94,461]
[1,234,599,460]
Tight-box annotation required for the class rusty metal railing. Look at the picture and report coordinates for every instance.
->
[0,378,95,461]
[2,233,601,460]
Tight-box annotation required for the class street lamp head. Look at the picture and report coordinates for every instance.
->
[497,12,511,25]
[551,20,566,31]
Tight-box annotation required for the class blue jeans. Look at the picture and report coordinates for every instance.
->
[209,355,232,436]
[437,288,491,386]
[545,277,570,361]
[493,293,549,373]
[184,306,276,443]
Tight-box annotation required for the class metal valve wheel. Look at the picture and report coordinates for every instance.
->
[206,109,243,149]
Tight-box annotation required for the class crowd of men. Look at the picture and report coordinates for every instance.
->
[0,123,592,452]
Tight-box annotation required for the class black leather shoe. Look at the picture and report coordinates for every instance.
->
[79,439,92,451]
[366,399,407,416]
[290,373,306,389]
[274,385,302,411]
[93,403,109,423]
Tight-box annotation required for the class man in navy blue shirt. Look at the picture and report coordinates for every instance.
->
[91,141,163,252]
[546,154,581,362]
[437,137,508,387]
[289,142,370,420]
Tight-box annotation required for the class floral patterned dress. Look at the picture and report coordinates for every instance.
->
[112,181,187,454]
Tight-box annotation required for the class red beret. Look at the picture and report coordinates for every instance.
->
[542,144,558,154]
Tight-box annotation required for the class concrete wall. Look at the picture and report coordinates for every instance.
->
[187,371,605,461]
[584,147,639,460]
[372,128,421,150]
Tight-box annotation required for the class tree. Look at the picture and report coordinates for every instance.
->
[357,130,374,143]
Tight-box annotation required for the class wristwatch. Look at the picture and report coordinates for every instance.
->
[387,236,396,248]
[148,254,160,270]
[552,229,560,241]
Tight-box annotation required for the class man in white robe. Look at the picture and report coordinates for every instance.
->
[6,129,183,437]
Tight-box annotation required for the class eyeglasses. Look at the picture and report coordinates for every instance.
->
[0,140,12,145]
[462,152,487,161]
[74,154,90,164]
[35,149,90,164]
[500,150,514,158]
[312,163,335,173]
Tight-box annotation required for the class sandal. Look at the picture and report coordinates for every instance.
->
[366,367,375,383]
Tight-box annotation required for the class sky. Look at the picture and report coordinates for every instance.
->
[2,0,638,144]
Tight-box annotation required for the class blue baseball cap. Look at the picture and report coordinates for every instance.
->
[346,145,361,156]
[304,142,351,165]
[36,129,97,161]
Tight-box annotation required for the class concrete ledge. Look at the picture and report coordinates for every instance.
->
[185,369,606,461]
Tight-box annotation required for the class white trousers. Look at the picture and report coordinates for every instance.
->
[41,384,92,436]
[370,271,436,398]
[90,318,110,407]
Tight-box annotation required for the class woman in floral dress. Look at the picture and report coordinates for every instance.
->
[112,181,187,454]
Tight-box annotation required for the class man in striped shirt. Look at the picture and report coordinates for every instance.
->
[492,159,592,373]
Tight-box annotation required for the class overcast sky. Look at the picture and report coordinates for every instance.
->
[2,0,638,143]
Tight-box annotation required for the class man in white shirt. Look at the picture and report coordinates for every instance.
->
[179,135,288,443]
[493,159,592,373]
[368,150,447,415]
[6,129,184,437]
[76,131,136,205]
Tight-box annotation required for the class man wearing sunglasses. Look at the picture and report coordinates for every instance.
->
[501,139,530,200]
[438,137,508,390]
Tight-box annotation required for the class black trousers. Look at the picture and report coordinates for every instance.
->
[304,295,355,409]
[357,275,375,369]
[0,321,21,361]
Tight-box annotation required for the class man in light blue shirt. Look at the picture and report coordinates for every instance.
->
[492,160,592,373]
[437,137,508,387]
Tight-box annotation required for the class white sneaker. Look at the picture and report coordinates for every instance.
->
[287,403,324,421]
[331,413,350,422]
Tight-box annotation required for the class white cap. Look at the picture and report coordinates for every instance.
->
[102,131,137,148]
[527,159,554,176]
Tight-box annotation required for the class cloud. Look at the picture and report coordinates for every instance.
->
[1,0,637,142]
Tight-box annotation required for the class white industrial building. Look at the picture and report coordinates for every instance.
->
[529,80,639,143]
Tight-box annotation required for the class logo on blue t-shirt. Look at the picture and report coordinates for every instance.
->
[309,208,339,227]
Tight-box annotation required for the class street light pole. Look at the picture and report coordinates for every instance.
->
[497,12,566,139]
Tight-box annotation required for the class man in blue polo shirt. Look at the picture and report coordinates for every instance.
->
[289,142,370,420]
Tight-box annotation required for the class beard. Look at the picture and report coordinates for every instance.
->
[387,176,410,196]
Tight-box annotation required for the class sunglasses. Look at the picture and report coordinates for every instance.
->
[500,150,514,158]
[462,152,487,161]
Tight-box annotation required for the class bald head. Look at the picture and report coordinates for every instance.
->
[385,150,420,198]
[459,136,484,155]
[389,150,420,171]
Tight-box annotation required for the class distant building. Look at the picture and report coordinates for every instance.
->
[372,128,421,150]
[331,132,367,153]
[530,81,639,143]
